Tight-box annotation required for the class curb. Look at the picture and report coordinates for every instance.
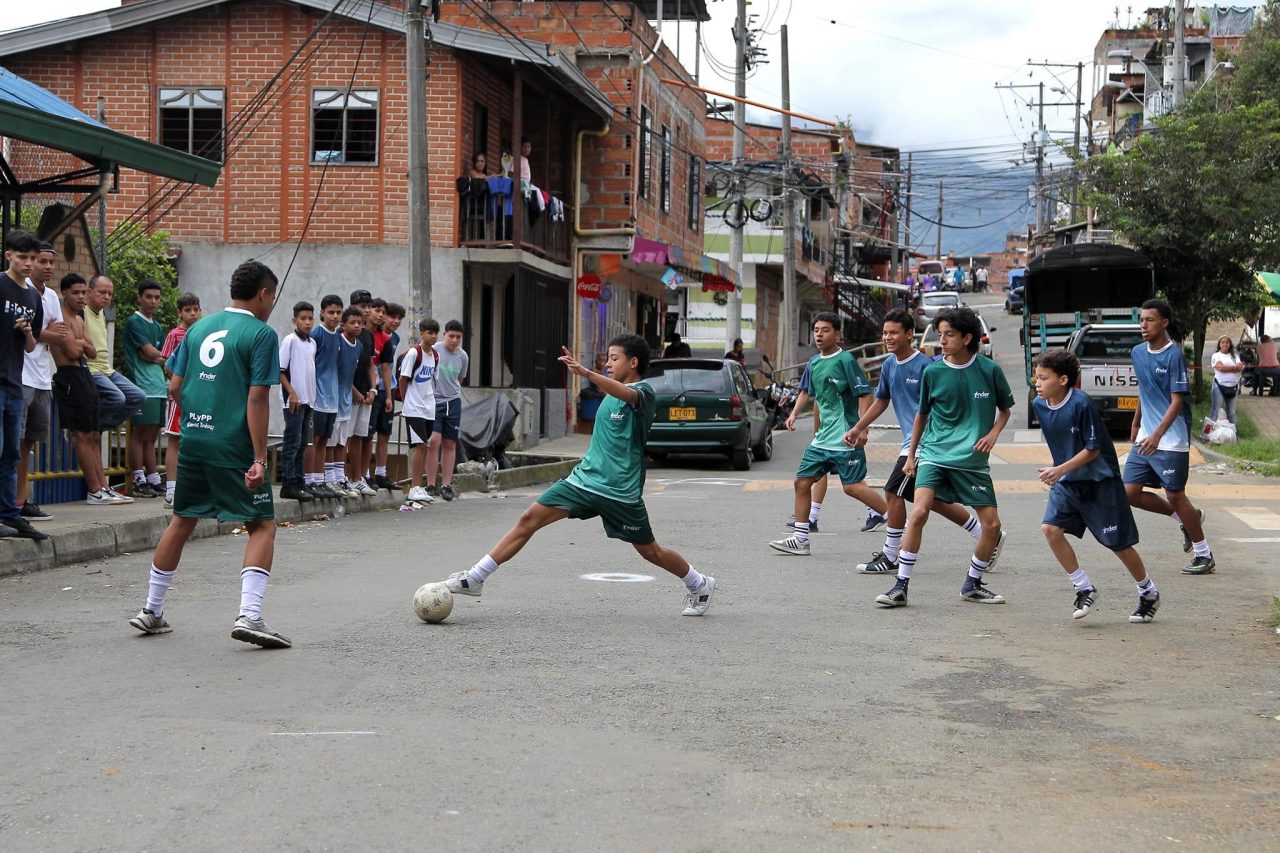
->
[1194,440,1276,471]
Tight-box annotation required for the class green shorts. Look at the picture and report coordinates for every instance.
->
[796,444,867,486]
[131,397,166,426]
[915,462,997,507]
[173,458,275,522]
[537,479,655,545]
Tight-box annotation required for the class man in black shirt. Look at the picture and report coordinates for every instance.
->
[0,231,49,540]
[345,289,379,495]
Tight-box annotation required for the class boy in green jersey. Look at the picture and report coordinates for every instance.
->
[769,312,886,556]
[129,260,292,649]
[125,279,169,498]
[876,307,1015,608]
[438,334,716,617]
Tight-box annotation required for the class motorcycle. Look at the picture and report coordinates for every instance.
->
[760,356,800,432]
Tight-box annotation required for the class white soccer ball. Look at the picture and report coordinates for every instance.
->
[413,582,454,624]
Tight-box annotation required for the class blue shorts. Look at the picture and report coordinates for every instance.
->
[312,410,337,440]
[434,398,462,441]
[796,445,867,486]
[1122,448,1189,492]
[1043,478,1139,551]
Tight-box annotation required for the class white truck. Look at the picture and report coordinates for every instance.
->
[1064,323,1145,431]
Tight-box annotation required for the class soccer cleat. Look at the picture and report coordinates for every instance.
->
[876,577,909,607]
[682,575,716,616]
[406,486,435,503]
[440,485,457,502]
[372,474,399,491]
[1129,591,1161,623]
[231,615,292,649]
[1181,555,1216,575]
[768,536,811,556]
[985,530,1008,572]
[960,577,1006,603]
[861,510,887,533]
[857,551,899,574]
[1,516,49,541]
[354,479,378,497]
[442,570,483,598]
[129,608,172,635]
[1072,587,1100,619]
[786,518,818,533]
[20,502,52,521]
[1180,508,1205,553]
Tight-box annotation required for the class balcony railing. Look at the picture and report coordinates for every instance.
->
[457,176,571,264]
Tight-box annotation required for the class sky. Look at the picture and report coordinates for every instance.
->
[3,0,1184,255]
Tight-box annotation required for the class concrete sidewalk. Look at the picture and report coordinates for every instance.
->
[2,435,590,578]
[1238,393,1280,439]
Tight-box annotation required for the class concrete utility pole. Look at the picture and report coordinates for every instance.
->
[779,24,796,367]
[1172,0,1187,109]
[725,0,746,350]
[888,154,900,284]
[1035,81,1045,237]
[97,96,108,270]
[1072,61,1083,222]
[903,153,912,277]
[935,181,943,259]
[406,0,433,323]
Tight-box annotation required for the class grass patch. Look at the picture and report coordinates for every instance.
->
[1191,397,1280,476]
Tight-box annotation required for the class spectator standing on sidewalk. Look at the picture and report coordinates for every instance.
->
[15,241,64,523]
[278,301,317,502]
[0,231,48,540]
[159,292,202,506]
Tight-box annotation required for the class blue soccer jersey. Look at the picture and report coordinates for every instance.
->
[875,349,929,455]
[1033,388,1120,482]
[1131,340,1191,452]
[313,324,342,415]
[335,335,362,419]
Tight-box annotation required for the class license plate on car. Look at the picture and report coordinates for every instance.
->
[669,407,697,420]
[1117,396,1138,410]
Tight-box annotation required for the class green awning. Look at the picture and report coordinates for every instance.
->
[1257,271,1280,299]
[0,99,220,187]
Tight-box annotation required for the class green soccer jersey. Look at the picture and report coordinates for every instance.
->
[805,350,870,451]
[567,381,656,503]
[124,312,167,397]
[172,308,280,467]
[916,354,1015,471]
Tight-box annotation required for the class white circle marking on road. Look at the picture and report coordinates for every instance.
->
[579,572,656,583]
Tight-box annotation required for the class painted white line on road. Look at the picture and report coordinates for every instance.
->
[580,572,655,583]
[271,731,377,736]
[1224,537,1280,543]
[1226,506,1280,530]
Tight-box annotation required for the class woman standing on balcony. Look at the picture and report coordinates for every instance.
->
[468,152,490,179]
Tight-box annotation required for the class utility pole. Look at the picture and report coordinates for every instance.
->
[934,182,943,259]
[97,96,108,270]
[406,0,433,324]
[902,153,912,280]
[1172,0,1187,109]
[779,24,795,366]
[1036,81,1045,238]
[725,0,746,350]
[1072,61,1083,222]
[888,154,900,284]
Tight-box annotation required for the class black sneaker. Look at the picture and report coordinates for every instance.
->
[856,551,898,574]
[20,502,52,521]
[426,484,441,498]
[132,480,159,498]
[440,484,456,502]
[372,474,399,491]
[280,483,315,502]
[1179,508,1205,554]
[1129,591,1160,623]
[786,518,819,533]
[1181,555,1216,575]
[1,516,50,541]
[861,511,887,533]
[960,577,1006,603]
[875,577,909,607]
[1072,586,1099,619]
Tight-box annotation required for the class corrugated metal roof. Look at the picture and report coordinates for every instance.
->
[0,66,105,126]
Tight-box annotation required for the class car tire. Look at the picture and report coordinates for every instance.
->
[751,427,773,461]
[731,447,752,471]
[648,450,668,463]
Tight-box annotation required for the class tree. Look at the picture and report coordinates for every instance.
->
[106,223,179,367]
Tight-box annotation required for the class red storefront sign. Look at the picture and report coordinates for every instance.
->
[701,274,735,293]
[576,274,603,298]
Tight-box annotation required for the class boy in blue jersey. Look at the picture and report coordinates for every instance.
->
[875,308,1015,607]
[769,313,886,556]
[1034,350,1160,622]
[437,336,715,617]
[307,294,343,498]
[843,309,991,575]
[1124,299,1214,575]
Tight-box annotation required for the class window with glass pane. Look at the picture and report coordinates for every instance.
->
[638,105,652,199]
[158,88,225,161]
[687,155,701,232]
[311,89,379,164]
[660,126,672,214]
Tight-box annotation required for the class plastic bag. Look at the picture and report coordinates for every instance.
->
[1206,410,1237,445]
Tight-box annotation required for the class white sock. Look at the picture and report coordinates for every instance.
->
[238,567,270,619]
[792,521,810,544]
[682,567,706,592]
[146,565,175,616]
[132,469,145,484]
[1137,576,1158,598]
[968,554,991,580]
[883,526,904,563]
[467,554,499,584]
[165,480,176,500]
[1068,567,1092,592]
[963,515,980,539]
[897,550,917,580]
[809,502,822,524]
[147,472,162,487]
[326,464,339,484]
[375,466,387,477]
[1192,539,1211,558]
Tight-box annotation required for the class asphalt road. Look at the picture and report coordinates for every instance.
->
[3,296,1278,851]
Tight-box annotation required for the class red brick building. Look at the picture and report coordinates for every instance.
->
[0,0,715,416]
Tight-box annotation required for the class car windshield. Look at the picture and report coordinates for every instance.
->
[923,293,958,306]
[644,364,731,395]
[1074,329,1144,359]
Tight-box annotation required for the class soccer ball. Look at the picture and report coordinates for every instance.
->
[413,582,454,623]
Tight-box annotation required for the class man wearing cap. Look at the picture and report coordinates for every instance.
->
[15,241,65,522]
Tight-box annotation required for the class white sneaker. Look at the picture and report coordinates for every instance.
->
[682,576,716,616]
[768,536,811,556]
[87,489,117,506]
[354,479,377,497]
[128,608,172,634]
[406,486,435,503]
[338,480,361,498]
[443,570,483,597]
[107,485,135,504]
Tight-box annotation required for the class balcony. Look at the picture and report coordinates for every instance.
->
[458,176,572,265]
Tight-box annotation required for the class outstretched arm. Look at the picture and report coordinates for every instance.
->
[559,347,638,406]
